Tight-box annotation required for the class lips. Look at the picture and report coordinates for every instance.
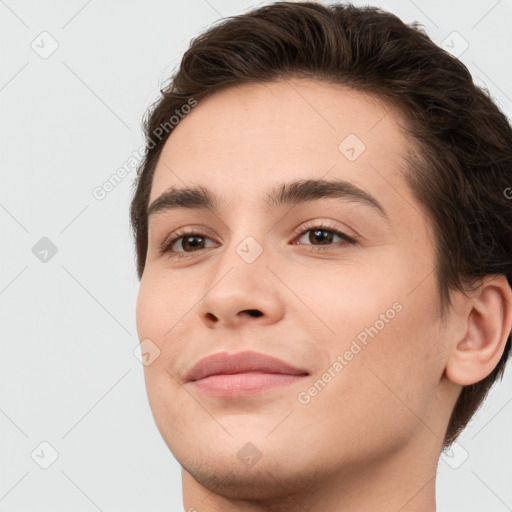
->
[185,350,309,382]
[184,350,310,397]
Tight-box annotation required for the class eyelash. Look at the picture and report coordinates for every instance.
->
[158,221,358,260]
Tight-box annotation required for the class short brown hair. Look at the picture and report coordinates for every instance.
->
[130,1,512,448]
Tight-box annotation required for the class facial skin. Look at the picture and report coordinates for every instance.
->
[135,78,512,512]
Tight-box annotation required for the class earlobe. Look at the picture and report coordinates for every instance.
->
[445,275,512,387]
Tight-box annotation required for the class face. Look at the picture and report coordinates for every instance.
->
[136,78,454,498]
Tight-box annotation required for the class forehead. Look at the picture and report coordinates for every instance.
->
[149,78,414,218]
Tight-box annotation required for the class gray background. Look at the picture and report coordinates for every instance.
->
[1,0,511,510]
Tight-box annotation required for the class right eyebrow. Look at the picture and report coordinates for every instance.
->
[147,185,217,220]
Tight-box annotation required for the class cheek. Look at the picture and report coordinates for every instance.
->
[136,270,199,339]
[136,275,193,436]
[135,273,197,393]
[281,253,403,340]
[344,273,443,418]
[294,253,442,396]
[292,285,442,455]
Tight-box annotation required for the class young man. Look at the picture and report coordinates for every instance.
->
[130,2,512,510]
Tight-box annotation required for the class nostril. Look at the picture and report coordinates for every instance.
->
[205,312,217,322]
[243,309,263,318]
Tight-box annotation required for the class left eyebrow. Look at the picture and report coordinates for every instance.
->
[264,178,389,221]
[147,178,390,224]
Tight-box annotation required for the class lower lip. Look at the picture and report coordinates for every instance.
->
[191,372,308,397]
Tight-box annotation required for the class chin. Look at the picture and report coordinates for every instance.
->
[181,455,321,501]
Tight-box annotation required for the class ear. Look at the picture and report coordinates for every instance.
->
[445,275,512,386]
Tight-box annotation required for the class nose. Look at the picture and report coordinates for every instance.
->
[196,238,285,329]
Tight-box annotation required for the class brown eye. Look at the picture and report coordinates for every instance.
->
[173,234,207,252]
[304,228,337,245]
[160,230,218,257]
[295,225,356,247]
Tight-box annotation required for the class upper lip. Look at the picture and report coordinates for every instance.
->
[185,350,309,382]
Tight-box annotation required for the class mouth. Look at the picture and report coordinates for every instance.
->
[185,350,310,398]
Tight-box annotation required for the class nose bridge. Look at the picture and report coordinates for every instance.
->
[208,229,270,298]
[213,210,270,281]
[196,225,284,327]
